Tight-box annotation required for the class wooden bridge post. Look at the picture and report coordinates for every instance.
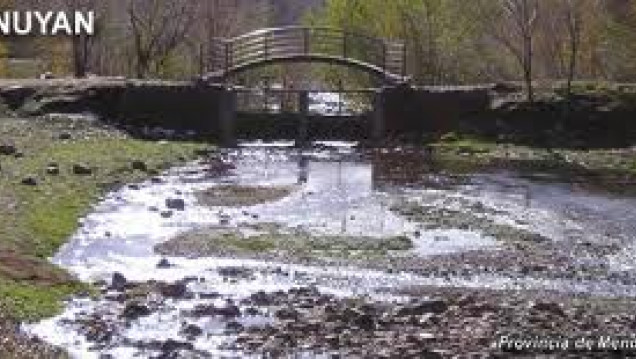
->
[225,41,231,74]
[303,28,310,54]
[219,87,237,147]
[296,90,310,148]
[371,89,386,143]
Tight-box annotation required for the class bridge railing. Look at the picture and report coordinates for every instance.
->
[213,26,406,80]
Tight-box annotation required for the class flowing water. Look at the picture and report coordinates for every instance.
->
[26,142,636,358]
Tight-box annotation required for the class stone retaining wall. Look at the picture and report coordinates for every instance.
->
[0,79,229,138]
[382,85,492,137]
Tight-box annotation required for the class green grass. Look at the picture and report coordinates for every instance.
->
[0,281,87,321]
[0,118,208,321]
[158,228,415,261]
[432,133,497,155]
[8,138,204,257]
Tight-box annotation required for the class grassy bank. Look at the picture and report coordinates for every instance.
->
[429,133,636,191]
[0,117,207,322]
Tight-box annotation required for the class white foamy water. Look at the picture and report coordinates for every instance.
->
[26,144,636,358]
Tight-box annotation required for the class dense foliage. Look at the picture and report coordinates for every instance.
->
[0,0,634,92]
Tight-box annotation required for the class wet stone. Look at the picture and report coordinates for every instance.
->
[530,301,566,317]
[180,324,203,339]
[0,143,17,155]
[215,303,241,319]
[226,320,245,334]
[217,266,254,279]
[199,292,221,300]
[191,304,240,319]
[160,339,194,354]
[158,282,190,299]
[275,307,299,321]
[110,272,127,292]
[156,258,172,269]
[165,198,185,211]
[121,302,151,320]
[46,163,60,175]
[247,291,277,306]
[131,160,148,172]
[72,163,93,175]
[396,299,448,317]
[59,132,72,140]
[21,177,38,186]
[352,313,376,331]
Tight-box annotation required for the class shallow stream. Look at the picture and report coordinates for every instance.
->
[27,142,636,358]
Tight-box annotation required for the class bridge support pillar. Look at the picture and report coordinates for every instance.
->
[296,91,310,148]
[219,87,237,147]
[371,90,385,144]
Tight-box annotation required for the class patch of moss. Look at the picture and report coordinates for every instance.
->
[433,135,496,155]
[391,200,549,245]
[196,185,294,207]
[156,228,414,260]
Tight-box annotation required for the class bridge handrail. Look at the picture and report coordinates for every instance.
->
[227,25,392,46]
[208,26,407,83]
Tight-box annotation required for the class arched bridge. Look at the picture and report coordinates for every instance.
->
[202,26,408,84]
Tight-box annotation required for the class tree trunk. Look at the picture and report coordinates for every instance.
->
[524,34,534,102]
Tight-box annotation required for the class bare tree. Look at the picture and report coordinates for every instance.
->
[490,0,540,102]
[63,0,101,77]
[562,0,583,100]
[127,0,196,78]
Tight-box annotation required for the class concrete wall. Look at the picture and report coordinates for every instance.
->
[114,82,227,134]
[0,79,228,138]
[0,79,493,143]
[382,85,492,137]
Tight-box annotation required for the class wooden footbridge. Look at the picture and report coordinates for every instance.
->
[202,26,408,84]
[191,27,489,146]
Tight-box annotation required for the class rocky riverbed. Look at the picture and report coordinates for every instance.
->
[24,142,636,358]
